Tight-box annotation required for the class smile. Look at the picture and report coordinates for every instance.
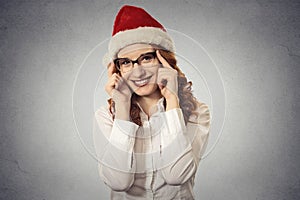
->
[132,76,152,87]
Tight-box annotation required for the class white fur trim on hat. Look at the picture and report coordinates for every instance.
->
[102,26,175,67]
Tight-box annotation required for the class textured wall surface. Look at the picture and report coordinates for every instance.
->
[0,0,299,199]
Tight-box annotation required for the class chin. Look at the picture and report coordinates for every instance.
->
[134,83,158,96]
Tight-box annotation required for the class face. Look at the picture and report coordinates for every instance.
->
[117,43,161,97]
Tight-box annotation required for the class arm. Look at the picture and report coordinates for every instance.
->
[93,106,138,191]
[155,50,211,185]
[159,101,211,185]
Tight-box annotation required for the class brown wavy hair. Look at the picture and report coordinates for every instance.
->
[107,48,199,126]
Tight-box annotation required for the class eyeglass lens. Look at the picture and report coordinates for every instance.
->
[115,52,156,72]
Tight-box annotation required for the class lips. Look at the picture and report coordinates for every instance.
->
[132,76,152,87]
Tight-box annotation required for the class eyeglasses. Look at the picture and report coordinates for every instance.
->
[114,51,157,73]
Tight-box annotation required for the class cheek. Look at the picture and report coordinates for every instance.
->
[149,67,159,80]
[121,71,132,81]
[152,73,158,84]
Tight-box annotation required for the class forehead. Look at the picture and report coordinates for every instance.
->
[117,43,155,58]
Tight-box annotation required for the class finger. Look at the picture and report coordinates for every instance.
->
[115,75,127,89]
[158,66,178,75]
[114,76,123,90]
[114,75,121,84]
[107,61,115,78]
[112,76,119,86]
[156,50,172,68]
[117,77,127,91]
[108,74,117,85]
[158,83,165,91]
[115,73,121,79]
[107,74,119,88]
[112,73,121,81]
[115,82,119,90]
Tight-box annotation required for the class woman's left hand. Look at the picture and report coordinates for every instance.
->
[156,50,179,101]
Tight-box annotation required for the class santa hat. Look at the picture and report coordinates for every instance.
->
[102,5,175,67]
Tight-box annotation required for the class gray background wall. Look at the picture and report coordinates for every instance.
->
[0,0,299,199]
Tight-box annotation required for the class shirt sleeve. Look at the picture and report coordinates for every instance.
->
[159,101,211,185]
[93,106,139,191]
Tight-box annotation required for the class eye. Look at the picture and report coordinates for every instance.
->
[119,59,131,67]
[141,54,154,62]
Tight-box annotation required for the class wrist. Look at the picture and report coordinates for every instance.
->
[114,101,131,121]
[113,99,131,105]
[165,94,179,103]
[165,95,180,111]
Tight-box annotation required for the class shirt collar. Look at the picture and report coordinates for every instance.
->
[135,97,165,118]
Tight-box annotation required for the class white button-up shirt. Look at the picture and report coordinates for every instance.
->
[93,97,211,199]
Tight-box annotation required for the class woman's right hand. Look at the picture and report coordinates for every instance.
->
[105,61,132,103]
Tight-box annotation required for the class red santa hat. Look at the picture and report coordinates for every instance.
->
[102,5,175,67]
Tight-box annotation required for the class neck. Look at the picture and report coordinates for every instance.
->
[136,89,163,116]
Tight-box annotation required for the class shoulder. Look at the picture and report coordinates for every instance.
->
[94,105,113,123]
[95,105,109,116]
[188,100,211,128]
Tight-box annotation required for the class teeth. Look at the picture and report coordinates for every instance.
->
[134,77,150,86]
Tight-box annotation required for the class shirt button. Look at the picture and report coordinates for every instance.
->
[143,121,150,127]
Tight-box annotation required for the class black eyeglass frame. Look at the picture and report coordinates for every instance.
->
[113,51,157,72]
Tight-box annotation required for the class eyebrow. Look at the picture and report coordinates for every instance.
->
[117,51,155,60]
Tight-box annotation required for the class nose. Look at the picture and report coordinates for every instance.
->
[133,63,146,78]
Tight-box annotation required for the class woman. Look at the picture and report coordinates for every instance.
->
[93,5,211,200]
